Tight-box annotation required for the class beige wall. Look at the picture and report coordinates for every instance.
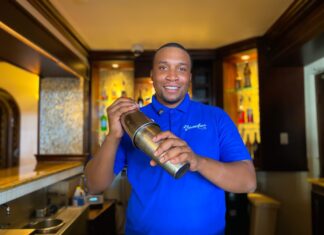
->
[0,62,39,164]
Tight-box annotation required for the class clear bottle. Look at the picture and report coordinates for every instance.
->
[238,96,245,124]
[247,96,254,123]
[100,107,108,132]
[72,186,85,206]
[137,89,144,107]
[243,62,252,87]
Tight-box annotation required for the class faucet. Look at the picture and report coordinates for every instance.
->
[1,203,11,216]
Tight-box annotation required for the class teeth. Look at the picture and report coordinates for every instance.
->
[165,86,178,90]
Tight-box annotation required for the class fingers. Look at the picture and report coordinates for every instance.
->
[158,146,191,164]
[152,131,176,143]
[153,136,186,157]
[107,98,138,118]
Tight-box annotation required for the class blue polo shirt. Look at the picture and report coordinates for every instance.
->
[114,94,251,235]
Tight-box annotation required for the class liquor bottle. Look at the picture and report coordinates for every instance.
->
[137,89,144,107]
[238,96,245,124]
[100,107,108,131]
[247,96,254,123]
[245,134,253,156]
[101,90,108,101]
[252,132,261,166]
[235,65,241,90]
[243,62,251,87]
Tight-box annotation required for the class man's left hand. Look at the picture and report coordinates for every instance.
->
[150,131,201,171]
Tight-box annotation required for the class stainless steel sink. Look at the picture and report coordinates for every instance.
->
[25,218,64,234]
[22,205,88,235]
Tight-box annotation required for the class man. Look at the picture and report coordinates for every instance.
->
[85,43,256,235]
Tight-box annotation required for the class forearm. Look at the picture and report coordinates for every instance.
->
[84,135,120,194]
[197,157,256,193]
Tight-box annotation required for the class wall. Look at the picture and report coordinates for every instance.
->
[0,62,39,164]
[304,57,324,177]
[39,77,84,154]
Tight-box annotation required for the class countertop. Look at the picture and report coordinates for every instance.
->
[0,161,83,191]
[0,161,84,204]
[308,178,324,188]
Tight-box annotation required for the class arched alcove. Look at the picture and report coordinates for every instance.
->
[0,88,20,168]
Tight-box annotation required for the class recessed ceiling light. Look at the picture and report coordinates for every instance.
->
[241,55,250,61]
[112,63,119,69]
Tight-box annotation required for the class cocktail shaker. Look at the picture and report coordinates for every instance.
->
[121,110,190,179]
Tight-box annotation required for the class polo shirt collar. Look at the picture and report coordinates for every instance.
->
[151,93,191,115]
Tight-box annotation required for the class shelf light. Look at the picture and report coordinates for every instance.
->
[241,55,250,61]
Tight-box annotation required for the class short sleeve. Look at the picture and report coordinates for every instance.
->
[113,135,128,175]
[217,110,251,162]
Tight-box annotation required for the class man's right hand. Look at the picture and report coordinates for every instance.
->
[106,97,139,139]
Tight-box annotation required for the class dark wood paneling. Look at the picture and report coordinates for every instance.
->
[89,50,136,61]
[0,28,73,77]
[265,0,324,66]
[35,154,88,162]
[0,0,88,78]
[259,67,307,170]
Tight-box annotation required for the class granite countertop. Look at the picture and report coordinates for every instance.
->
[0,161,84,205]
[0,161,83,192]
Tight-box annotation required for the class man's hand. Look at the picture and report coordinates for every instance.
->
[106,97,138,139]
[150,131,201,171]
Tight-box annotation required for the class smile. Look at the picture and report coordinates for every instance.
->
[164,86,179,90]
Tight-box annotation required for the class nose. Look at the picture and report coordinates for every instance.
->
[166,69,179,81]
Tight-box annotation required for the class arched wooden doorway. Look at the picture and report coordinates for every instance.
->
[0,88,20,168]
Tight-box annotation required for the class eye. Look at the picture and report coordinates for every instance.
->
[158,65,168,71]
[178,66,187,72]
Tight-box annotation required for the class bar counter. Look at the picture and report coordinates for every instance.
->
[0,161,84,204]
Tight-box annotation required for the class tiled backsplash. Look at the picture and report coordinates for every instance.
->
[39,77,84,154]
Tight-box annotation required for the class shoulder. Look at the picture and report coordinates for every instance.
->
[190,100,228,118]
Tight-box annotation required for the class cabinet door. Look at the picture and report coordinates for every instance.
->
[312,190,324,235]
[191,60,214,105]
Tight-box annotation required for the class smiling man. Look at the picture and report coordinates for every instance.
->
[85,42,256,235]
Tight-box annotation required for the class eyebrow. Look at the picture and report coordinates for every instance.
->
[157,61,189,66]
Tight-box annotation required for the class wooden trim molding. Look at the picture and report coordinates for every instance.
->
[35,154,89,163]
[265,0,324,65]
[27,0,89,58]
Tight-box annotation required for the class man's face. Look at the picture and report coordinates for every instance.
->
[151,47,192,108]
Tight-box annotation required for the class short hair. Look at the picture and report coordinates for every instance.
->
[153,42,192,69]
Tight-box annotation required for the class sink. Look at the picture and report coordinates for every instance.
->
[24,218,64,234]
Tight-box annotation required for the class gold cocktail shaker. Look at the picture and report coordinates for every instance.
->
[121,110,190,179]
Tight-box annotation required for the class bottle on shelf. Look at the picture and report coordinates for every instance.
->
[247,96,254,123]
[100,106,108,132]
[243,62,252,88]
[235,65,241,90]
[252,132,261,166]
[101,89,108,101]
[137,89,144,107]
[245,134,253,156]
[238,96,245,124]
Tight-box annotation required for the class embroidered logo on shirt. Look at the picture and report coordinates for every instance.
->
[183,123,207,131]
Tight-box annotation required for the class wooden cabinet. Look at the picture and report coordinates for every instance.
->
[311,185,324,235]
[87,201,116,235]
[219,39,307,171]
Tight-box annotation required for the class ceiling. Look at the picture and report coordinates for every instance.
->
[47,0,293,51]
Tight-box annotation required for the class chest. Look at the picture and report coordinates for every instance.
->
[152,110,220,159]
